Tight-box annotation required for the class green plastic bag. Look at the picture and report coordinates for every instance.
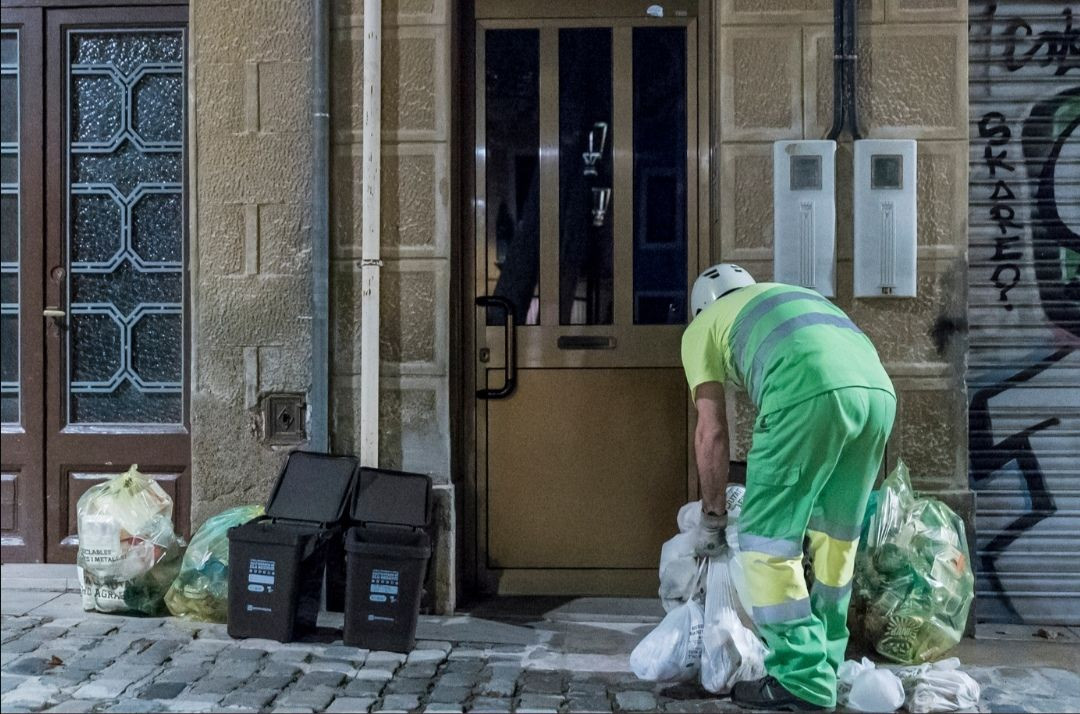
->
[853,461,974,664]
[77,465,185,616]
[165,504,264,622]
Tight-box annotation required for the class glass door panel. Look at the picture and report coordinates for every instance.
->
[1,30,20,424]
[484,29,540,326]
[65,29,185,425]
[559,28,613,326]
[632,26,687,325]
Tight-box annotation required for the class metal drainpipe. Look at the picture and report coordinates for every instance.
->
[826,0,846,140]
[310,0,330,453]
[843,0,862,140]
[826,0,862,141]
[359,0,382,469]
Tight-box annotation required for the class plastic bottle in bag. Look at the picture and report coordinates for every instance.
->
[165,504,264,622]
[853,461,974,664]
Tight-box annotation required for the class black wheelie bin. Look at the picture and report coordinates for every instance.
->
[227,451,358,642]
[343,467,432,653]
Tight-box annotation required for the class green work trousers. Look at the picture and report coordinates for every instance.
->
[737,386,896,708]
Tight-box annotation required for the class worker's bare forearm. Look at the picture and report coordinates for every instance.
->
[696,428,730,515]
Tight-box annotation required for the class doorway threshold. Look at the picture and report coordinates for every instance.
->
[459,596,665,624]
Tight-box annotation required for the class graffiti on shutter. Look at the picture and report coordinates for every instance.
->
[968,0,1079,625]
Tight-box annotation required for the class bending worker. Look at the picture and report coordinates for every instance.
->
[681,264,896,712]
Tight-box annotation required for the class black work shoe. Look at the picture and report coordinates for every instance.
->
[731,676,835,712]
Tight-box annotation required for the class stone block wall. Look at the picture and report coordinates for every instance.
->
[715,0,970,492]
[329,0,455,611]
[189,1,315,526]
[329,0,451,477]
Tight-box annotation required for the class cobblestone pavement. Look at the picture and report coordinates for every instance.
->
[2,587,1079,713]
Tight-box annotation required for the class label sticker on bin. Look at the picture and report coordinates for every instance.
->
[248,558,276,594]
[370,569,400,604]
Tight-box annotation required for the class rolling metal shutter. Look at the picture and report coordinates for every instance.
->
[968,0,1079,624]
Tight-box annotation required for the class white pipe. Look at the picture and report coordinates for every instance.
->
[359,0,382,468]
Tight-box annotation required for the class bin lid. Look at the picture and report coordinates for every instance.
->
[265,451,359,525]
[350,467,432,529]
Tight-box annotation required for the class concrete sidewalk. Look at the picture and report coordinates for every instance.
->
[2,565,1078,713]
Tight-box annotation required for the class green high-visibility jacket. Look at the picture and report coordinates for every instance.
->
[681,283,894,413]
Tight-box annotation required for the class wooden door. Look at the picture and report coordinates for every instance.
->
[1,10,45,562]
[1,3,191,563]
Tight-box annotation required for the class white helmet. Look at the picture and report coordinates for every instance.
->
[690,264,755,316]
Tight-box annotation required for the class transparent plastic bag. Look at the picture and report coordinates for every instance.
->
[700,557,766,693]
[165,504,264,622]
[853,461,974,664]
[76,465,185,615]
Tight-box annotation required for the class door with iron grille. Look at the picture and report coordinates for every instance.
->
[1,4,190,563]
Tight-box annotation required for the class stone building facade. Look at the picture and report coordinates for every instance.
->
[183,0,972,613]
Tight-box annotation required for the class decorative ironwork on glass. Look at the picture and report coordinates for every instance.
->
[66,30,185,425]
[1,30,20,424]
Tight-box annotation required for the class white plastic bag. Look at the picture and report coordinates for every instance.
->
[659,532,701,613]
[629,597,705,682]
[837,657,904,712]
[700,557,766,693]
[677,500,702,534]
[667,486,751,616]
[838,658,875,703]
[894,658,981,713]
[676,486,746,534]
[726,484,746,518]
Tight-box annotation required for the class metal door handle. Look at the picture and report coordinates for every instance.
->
[43,308,66,318]
[476,295,517,399]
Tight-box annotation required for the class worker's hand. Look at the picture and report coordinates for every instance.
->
[693,509,728,558]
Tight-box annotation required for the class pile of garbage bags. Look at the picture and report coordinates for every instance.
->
[631,485,766,693]
[838,657,981,713]
[853,461,975,664]
[894,657,983,713]
[77,465,263,623]
[164,504,264,622]
[77,465,185,616]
